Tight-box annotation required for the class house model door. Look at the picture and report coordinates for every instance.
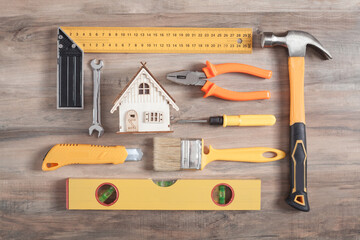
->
[125,110,138,132]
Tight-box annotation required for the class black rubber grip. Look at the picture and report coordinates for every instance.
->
[286,123,310,212]
[209,116,223,125]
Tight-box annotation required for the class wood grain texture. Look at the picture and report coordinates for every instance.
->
[0,1,360,239]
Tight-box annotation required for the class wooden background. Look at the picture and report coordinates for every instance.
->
[1,1,359,239]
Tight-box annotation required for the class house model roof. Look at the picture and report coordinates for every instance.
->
[111,63,179,113]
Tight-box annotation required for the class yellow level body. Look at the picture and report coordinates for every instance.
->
[60,27,252,53]
[67,178,261,210]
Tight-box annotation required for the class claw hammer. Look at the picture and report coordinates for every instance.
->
[261,31,332,211]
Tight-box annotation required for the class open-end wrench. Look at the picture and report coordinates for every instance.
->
[89,59,104,137]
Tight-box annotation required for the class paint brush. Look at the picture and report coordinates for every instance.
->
[153,138,285,171]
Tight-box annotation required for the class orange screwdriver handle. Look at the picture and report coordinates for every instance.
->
[201,81,271,101]
[202,61,272,79]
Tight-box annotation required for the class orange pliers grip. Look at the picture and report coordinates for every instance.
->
[202,61,272,79]
[200,60,272,101]
[201,81,271,101]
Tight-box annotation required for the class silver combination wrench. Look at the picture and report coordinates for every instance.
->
[89,59,104,137]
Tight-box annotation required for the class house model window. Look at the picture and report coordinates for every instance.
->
[139,83,150,95]
[144,112,163,123]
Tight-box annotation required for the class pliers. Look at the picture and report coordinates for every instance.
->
[166,61,272,101]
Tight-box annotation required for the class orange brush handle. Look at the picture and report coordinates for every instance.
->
[202,61,272,79]
[201,81,270,101]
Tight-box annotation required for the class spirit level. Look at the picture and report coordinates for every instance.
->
[66,178,261,210]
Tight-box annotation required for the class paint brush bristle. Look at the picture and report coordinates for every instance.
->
[153,137,181,171]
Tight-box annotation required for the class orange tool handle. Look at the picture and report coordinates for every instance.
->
[201,81,270,101]
[286,57,309,212]
[202,61,272,79]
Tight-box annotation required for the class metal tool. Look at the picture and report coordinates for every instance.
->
[177,114,276,127]
[59,27,253,54]
[57,27,252,109]
[42,144,143,171]
[167,61,272,101]
[57,28,83,109]
[89,59,104,137]
[261,30,332,212]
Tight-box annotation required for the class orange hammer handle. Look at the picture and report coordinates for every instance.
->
[202,61,272,79]
[287,57,309,212]
[201,81,270,101]
[289,57,306,125]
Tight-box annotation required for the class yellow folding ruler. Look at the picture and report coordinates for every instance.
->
[57,27,253,108]
[66,178,261,210]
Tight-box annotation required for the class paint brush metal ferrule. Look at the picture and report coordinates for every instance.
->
[180,139,202,169]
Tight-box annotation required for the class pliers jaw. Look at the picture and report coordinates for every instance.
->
[166,71,207,86]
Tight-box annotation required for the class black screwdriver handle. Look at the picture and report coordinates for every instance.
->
[286,123,309,212]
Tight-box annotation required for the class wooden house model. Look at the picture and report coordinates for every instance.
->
[110,63,179,133]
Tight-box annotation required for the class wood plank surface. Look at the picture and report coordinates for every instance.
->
[0,1,359,239]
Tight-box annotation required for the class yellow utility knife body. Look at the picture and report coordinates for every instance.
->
[42,144,143,171]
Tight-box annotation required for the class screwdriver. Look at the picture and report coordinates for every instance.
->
[177,115,276,127]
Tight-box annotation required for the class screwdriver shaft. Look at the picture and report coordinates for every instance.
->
[177,119,208,124]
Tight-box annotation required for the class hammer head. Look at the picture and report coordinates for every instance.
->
[261,31,332,59]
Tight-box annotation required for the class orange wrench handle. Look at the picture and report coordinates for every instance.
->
[201,81,270,101]
[202,61,272,79]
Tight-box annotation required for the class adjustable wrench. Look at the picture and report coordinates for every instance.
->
[89,59,104,137]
